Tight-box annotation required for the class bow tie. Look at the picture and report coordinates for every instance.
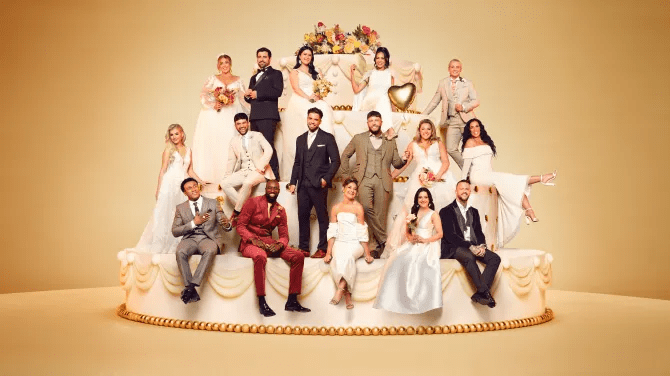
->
[257,68,267,73]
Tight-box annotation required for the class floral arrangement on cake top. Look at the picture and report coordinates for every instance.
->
[302,22,381,54]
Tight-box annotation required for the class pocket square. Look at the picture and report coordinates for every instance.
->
[317,144,325,147]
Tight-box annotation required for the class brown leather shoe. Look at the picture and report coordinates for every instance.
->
[310,249,327,258]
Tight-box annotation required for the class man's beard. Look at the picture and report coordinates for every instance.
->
[266,194,277,203]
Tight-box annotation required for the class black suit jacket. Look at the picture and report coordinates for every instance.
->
[245,66,283,121]
[439,200,487,259]
[290,128,340,189]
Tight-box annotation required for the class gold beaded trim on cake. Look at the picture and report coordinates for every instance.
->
[116,304,553,335]
[277,106,421,114]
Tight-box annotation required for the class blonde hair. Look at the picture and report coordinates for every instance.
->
[217,54,232,73]
[164,124,185,163]
[413,119,439,143]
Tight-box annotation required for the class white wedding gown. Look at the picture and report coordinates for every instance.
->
[385,142,456,256]
[135,149,190,253]
[374,210,443,314]
[281,70,334,179]
[192,76,249,184]
[353,68,395,133]
[462,144,531,246]
[327,212,368,289]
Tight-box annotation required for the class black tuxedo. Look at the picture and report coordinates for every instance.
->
[439,200,500,294]
[289,128,340,251]
[245,66,283,179]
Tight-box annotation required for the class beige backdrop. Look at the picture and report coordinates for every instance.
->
[1,0,668,299]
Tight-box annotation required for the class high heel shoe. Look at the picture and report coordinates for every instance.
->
[344,290,354,309]
[330,288,345,305]
[525,208,539,225]
[540,170,557,186]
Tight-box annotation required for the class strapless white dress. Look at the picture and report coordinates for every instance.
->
[326,212,369,289]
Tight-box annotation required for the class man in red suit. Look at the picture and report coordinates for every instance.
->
[236,179,311,317]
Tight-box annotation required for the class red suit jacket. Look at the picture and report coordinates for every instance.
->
[236,195,289,253]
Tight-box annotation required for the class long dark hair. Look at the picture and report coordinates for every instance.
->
[294,45,319,80]
[375,47,390,69]
[410,187,435,217]
[462,118,496,155]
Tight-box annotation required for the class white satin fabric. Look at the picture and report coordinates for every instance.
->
[353,69,395,133]
[326,212,368,289]
[192,76,249,183]
[462,145,531,246]
[373,210,443,314]
[281,71,334,179]
[135,149,190,254]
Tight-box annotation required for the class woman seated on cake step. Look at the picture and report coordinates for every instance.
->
[349,47,398,140]
[324,178,374,309]
[461,118,557,246]
[374,187,443,314]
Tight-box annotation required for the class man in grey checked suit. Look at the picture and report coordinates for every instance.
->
[422,59,479,169]
[172,177,232,304]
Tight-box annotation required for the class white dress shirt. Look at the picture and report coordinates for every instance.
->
[307,129,318,149]
[369,133,383,149]
[456,199,471,241]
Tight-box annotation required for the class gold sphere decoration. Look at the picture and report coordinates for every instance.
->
[337,328,345,336]
[281,326,289,335]
[468,324,477,332]
[449,325,457,334]
[198,322,207,330]
[205,323,213,331]
[504,321,511,329]
[250,325,258,334]
[346,328,354,336]
[320,327,328,336]
[186,321,195,329]
[302,327,311,335]
[226,324,235,332]
[380,327,389,336]
[462,325,471,333]
[433,326,442,334]
[218,323,227,332]
[417,326,426,335]
[266,325,275,334]
[475,323,483,332]
[354,327,363,336]
[372,327,380,336]
[148,317,156,325]
[363,328,371,336]
[405,327,414,335]
[456,324,464,333]
[212,323,220,331]
[310,327,319,335]
[258,325,266,334]
[168,319,176,328]
[389,327,398,335]
[328,327,336,336]
[242,324,250,333]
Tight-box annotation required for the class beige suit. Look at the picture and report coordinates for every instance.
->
[221,131,274,211]
[339,132,406,251]
[422,77,479,168]
[172,197,227,286]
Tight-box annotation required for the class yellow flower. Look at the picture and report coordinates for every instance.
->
[325,30,334,44]
[332,45,342,53]
[344,42,355,54]
[304,33,310,42]
[354,40,361,48]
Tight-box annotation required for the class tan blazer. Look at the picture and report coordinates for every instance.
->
[422,77,479,126]
[224,131,275,179]
[339,132,406,192]
[171,197,226,251]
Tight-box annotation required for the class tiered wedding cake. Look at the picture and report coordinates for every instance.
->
[118,24,554,335]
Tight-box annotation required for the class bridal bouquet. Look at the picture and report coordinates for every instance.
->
[418,167,438,188]
[406,213,418,234]
[313,78,333,100]
[212,87,236,111]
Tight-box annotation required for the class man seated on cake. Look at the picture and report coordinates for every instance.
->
[236,179,311,317]
[172,178,232,304]
[439,179,500,308]
[221,112,274,222]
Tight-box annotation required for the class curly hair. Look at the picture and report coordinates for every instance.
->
[462,118,496,155]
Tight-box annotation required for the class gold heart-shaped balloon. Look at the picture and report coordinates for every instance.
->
[387,83,417,111]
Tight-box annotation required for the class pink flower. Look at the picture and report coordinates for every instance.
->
[362,26,371,35]
[318,21,324,27]
[336,33,346,41]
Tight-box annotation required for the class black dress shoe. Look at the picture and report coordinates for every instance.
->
[483,291,496,308]
[285,301,311,313]
[180,287,192,304]
[471,292,492,306]
[370,250,380,259]
[188,288,201,304]
[259,301,276,317]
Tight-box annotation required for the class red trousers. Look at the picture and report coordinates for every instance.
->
[240,245,304,296]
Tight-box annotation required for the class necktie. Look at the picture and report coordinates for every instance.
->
[193,201,199,215]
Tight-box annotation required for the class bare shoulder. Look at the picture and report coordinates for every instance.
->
[463,138,477,148]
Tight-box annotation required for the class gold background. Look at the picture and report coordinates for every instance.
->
[1,0,668,299]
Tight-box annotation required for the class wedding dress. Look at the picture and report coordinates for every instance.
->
[326,212,368,289]
[374,210,443,314]
[353,68,395,133]
[192,76,249,184]
[281,70,334,179]
[385,142,456,256]
[462,144,530,246]
[135,149,190,253]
